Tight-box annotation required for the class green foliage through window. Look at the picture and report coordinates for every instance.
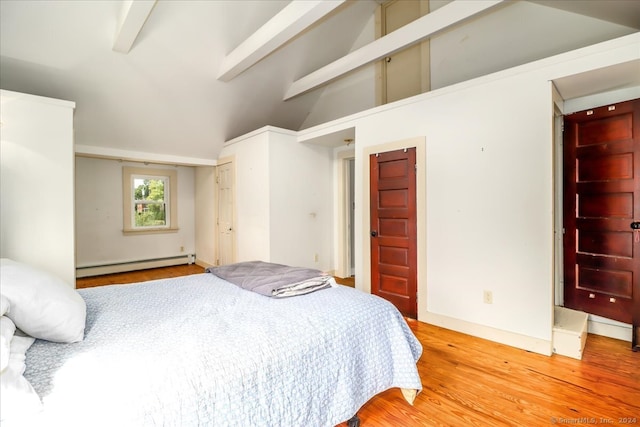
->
[133,178,167,227]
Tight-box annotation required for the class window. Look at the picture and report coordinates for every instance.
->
[122,166,178,234]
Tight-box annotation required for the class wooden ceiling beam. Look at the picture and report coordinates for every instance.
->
[217,0,347,82]
[284,0,505,100]
[113,0,157,54]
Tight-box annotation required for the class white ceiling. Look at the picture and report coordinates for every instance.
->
[1,0,638,164]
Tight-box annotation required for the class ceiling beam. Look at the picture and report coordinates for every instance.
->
[284,0,505,100]
[217,0,347,82]
[113,0,157,54]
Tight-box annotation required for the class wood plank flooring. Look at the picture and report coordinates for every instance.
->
[75,264,205,288]
[77,266,639,426]
[341,319,639,427]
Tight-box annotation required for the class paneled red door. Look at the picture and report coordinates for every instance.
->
[370,148,417,318]
[563,98,640,350]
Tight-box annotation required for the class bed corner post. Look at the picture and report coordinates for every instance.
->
[347,414,361,427]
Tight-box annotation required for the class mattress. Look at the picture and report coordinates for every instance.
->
[23,273,422,426]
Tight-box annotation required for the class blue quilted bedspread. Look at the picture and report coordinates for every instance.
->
[24,274,422,426]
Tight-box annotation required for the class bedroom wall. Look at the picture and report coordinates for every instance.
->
[300,12,376,129]
[74,157,196,269]
[194,166,216,267]
[0,90,76,285]
[295,33,640,354]
[300,1,636,129]
[218,130,271,262]
[219,127,334,271]
[268,132,334,271]
[355,70,555,349]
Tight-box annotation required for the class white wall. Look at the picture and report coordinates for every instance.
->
[429,1,635,90]
[0,90,76,285]
[219,127,334,271]
[218,130,271,262]
[75,157,195,267]
[300,13,377,129]
[357,72,555,345]
[300,1,636,129]
[293,33,640,354]
[194,166,216,267]
[269,132,334,271]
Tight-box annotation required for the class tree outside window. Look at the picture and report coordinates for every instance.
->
[122,166,178,234]
[134,177,167,227]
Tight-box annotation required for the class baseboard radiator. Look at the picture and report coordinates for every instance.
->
[76,254,195,278]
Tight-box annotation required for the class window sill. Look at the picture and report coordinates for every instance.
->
[122,227,179,236]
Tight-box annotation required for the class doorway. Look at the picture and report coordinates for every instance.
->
[216,157,236,266]
[369,147,418,318]
[562,98,640,350]
[337,150,355,279]
[363,137,426,320]
[348,158,355,276]
[376,0,430,105]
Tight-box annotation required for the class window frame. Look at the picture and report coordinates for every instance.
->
[122,166,178,235]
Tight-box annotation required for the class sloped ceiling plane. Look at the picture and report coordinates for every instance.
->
[1,0,639,163]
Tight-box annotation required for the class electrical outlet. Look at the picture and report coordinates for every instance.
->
[483,290,493,304]
[314,254,319,262]
[180,246,184,252]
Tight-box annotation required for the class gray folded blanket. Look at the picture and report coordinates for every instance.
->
[205,261,332,298]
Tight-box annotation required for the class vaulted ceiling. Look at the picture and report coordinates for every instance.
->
[1,1,638,164]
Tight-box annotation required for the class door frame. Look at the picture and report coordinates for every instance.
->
[375,0,431,106]
[215,155,237,266]
[336,149,355,278]
[553,100,564,308]
[362,137,427,319]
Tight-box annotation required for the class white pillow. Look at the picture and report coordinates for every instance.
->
[1,316,16,372]
[1,294,9,316]
[0,259,86,343]
[0,335,42,422]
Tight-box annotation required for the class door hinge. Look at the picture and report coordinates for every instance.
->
[216,175,219,184]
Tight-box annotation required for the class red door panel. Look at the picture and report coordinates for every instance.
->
[370,148,417,318]
[563,99,639,334]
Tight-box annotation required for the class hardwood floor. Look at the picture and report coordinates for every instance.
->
[334,275,355,287]
[76,266,639,426]
[341,319,639,427]
[75,264,205,288]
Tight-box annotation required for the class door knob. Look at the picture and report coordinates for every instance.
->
[631,221,640,230]
[371,230,378,237]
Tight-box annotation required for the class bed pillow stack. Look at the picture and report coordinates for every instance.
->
[0,258,86,342]
[1,293,42,421]
[0,258,87,422]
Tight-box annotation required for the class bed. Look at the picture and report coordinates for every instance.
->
[1,259,422,427]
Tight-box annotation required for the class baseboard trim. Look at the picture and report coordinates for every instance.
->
[76,255,193,278]
[423,312,553,356]
[194,258,214,269]
[588,317,632,342]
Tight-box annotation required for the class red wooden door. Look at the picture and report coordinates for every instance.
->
[563,99,639,348]
[370,148,417,318]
